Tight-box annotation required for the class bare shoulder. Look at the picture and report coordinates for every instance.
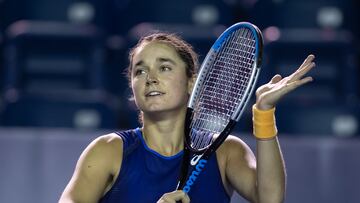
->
[215,135,256,196]
[59,133,124,202]
[216,135,256,168]
[223,135,248,147]
[84,133,123,163]
[77,132,124,172]
[218,135,252,156]
[76,132,124,189]
[92,133,123,150]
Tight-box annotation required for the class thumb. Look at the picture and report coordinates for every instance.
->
[269,74,282,84]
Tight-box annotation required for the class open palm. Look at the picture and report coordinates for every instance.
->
[255,54,316,110]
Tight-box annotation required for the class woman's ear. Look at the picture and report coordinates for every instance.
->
[187,75,196,95]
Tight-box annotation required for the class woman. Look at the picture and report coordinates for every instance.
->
[59,33,315,203]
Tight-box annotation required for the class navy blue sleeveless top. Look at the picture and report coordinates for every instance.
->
[99,128,230,203]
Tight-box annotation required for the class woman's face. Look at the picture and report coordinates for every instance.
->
[131,41,193,115]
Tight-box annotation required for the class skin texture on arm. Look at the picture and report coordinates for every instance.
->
[222,54,316,203]
[255,138,285,203]
[255,54,315,202]
[58,133,123,203]
[219,136,258,202]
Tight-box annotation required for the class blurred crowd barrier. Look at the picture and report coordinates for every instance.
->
[0,0,359,136]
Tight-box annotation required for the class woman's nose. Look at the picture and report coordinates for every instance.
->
[146,73,159,86]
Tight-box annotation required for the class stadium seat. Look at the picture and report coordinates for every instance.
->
[0,20,122,129]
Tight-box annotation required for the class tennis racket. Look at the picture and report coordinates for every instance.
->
[176,22,263,194]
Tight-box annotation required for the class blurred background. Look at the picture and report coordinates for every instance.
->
[0,0,359,202]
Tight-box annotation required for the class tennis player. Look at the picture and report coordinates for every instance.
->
[59,33,315,203]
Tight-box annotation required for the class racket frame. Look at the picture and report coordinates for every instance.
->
[177,22,264,193]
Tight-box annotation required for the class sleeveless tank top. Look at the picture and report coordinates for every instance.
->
[99,128,230,203]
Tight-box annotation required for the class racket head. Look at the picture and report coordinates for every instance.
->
[185,22,263,153]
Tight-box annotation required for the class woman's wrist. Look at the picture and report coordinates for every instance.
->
[252,104,278,140]
[255,101,274,111]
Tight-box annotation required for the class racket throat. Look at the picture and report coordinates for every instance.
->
[190,154,204,166]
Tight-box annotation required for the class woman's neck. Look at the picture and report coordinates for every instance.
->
[141,109,186,156]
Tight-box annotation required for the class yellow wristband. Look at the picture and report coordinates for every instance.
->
[252,104,278,140]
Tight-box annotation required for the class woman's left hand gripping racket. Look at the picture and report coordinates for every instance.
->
[176,22,264,194]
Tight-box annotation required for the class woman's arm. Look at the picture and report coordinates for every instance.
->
[58,133,123,203]
[255,54,315,202]
[225,54,315,203]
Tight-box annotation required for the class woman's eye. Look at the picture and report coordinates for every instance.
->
[160,65,172,71]
[135,69,146,76]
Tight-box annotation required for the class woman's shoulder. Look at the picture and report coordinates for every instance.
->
[217,135,254,161]
[215,135,255,194]
[84,133,124,175]
[220,135,249,149]
[82,132,124,163]
[94,132,123,145]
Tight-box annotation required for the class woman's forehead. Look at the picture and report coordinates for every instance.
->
[133,41,183,63]
[138,41,177,54]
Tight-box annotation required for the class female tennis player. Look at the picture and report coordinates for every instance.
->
[59,33,315,203]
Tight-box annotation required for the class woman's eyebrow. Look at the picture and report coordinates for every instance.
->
[134,60,145,67]
[157,57,176,65]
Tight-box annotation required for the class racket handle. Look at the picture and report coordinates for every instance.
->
[176,148,191,191]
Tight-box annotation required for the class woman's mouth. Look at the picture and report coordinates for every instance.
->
[146,91,165,97]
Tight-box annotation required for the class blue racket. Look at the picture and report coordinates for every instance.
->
[176,22,264,194]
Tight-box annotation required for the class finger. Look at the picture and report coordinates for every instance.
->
[285,76,313,92]
[290,61,315,82]
[292,54,315,76]
[280,54,315,84]
[299,61,316,75]
[182,193,190,203]
[269,74,282,84]
[300,54,315,68]
[297,54,316,74]
[174,191,190,203]
[161,190,189,203]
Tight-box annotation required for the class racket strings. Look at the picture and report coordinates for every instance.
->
[190,28,257,150]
